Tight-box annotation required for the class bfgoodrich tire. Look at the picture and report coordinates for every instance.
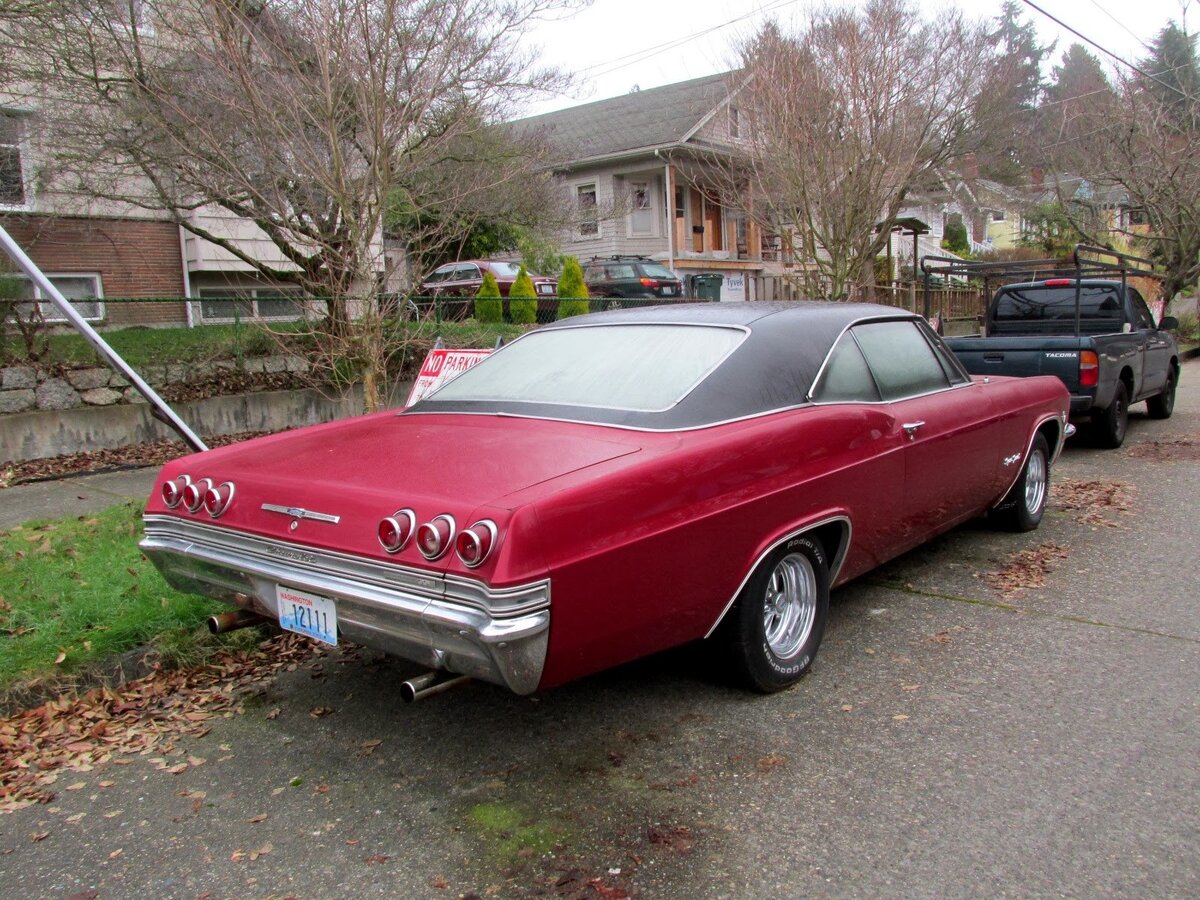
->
[725,535,830,693]
[1147,368,1177,419]
[1092,381,1129,449]
[990,433,1050,532]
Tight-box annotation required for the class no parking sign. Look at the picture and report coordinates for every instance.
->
[405,347,493,406]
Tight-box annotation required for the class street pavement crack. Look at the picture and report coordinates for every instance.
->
[868,580,1200,645]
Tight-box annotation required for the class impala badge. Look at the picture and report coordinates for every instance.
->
[1002,453,1021,467]
[261,503,341,525]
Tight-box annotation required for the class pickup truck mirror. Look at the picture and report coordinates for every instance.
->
[1159,315,1180,331]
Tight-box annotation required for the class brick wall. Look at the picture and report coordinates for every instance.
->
[1,214,188,326]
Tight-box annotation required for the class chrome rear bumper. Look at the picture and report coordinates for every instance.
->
[140,515,550,694]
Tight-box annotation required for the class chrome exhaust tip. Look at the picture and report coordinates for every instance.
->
[207,609,268,635]
[400,671,470,703]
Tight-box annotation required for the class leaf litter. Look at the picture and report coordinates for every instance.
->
[1050,479,1135,527]
[1126,434,1200,462]
[983,542,1070,597]
[0,633,322,813]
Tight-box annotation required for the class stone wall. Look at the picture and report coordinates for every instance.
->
[0,355,309,416]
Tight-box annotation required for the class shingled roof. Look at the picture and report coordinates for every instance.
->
[512,71,740,168]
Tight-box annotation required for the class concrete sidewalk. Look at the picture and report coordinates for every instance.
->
[0,467,159,529]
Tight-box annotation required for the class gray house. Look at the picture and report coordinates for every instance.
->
[513,72,794,301]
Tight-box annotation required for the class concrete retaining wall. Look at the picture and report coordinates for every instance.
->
[0,386,370,463]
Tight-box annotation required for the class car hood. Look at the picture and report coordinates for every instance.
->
[145,412,644,574]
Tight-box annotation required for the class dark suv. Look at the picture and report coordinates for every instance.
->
[583,256,684,307]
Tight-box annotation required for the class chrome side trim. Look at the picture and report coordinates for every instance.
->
[702,515,852,640]
[993,412,1067,505]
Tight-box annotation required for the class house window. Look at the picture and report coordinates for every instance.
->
[198,287,303,322]
[0,110,28,207]
[577,184,598,237]
[5,273,104,321]
[630,181,652,235]
[991,210,1006,222]
[729,107,741,139]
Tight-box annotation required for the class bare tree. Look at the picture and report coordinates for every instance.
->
[733,0,986,300]
[1041,23,1200,300]
[2,0,581,407]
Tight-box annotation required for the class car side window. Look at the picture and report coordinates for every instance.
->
[455,264,480,281]
[852,320,952,401]
[811,332,882,403]
[427,266,454,283]
[1129,289,1156,330]
[919,322,972,385]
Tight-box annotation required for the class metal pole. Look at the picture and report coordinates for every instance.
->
[0,223,208,452]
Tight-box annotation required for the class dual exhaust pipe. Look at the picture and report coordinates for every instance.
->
[205,609,469,703]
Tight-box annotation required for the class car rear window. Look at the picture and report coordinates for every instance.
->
[490,262,522,277]
[639,263,677,279]
[425,324,746,412]
[992,286,1124,334]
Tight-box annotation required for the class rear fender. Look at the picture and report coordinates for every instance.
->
[703,514,851,639]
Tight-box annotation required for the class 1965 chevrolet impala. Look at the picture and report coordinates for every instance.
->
[141,303,1071,697]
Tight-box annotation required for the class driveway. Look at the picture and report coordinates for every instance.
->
[3,360,1198,898]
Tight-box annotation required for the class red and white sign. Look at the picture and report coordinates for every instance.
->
[405,348,493,407]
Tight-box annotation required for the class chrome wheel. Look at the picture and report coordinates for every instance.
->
[1023,447,1047,516]
[762,552,818,659]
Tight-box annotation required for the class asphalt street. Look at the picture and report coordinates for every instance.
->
[2,359,1198,898]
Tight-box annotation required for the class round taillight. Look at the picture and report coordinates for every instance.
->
[378,508,416,553]
[161,474,191,508]
[455,520,498,568]
[203,481,236,518]
[417,514,456,560]
[183,477,213,513]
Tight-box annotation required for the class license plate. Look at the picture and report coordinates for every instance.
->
[662,286,675,296]
[276,585,338,645]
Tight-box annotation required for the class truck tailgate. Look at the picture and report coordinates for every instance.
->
[944,336,1086,391]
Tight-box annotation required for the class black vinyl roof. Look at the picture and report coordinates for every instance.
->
[409,302,919,430]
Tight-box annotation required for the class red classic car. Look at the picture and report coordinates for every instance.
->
[141,303,1071,699]
[418,259,558,321]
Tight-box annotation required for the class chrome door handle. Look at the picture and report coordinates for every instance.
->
[902,421,925,440]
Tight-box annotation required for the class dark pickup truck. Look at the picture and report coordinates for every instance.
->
[943,279,1180,448]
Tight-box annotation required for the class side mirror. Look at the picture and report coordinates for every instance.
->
[1159,315,1179,331]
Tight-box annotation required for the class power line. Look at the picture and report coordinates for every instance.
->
[1084,0,1153,54]
[1019,0,1191,98]
[578,0,800,80]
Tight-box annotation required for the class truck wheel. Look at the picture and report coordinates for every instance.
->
[724,537,830,693]
[1092,381,1129,449]
[990,434,1050,532]
[1146,368,1177,419]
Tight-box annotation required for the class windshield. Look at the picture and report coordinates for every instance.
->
[426,324,746,411]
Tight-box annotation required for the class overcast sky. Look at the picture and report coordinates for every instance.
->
[519,0,1195,116]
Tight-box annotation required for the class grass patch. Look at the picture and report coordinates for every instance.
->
[469,802,561,861]
[0,501,225,692]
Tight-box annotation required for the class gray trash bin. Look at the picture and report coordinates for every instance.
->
[691,273,723,301]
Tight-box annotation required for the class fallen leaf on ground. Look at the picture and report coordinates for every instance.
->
[0,633,324,813]
[984,542,1070,597]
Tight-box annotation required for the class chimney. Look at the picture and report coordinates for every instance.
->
[1030,167,1044,190]
[961,152,978,180]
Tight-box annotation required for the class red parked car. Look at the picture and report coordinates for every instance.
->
[141,303,1070,699]
[418,259,557,321]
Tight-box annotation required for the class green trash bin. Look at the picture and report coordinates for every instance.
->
[691,273,723,301]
